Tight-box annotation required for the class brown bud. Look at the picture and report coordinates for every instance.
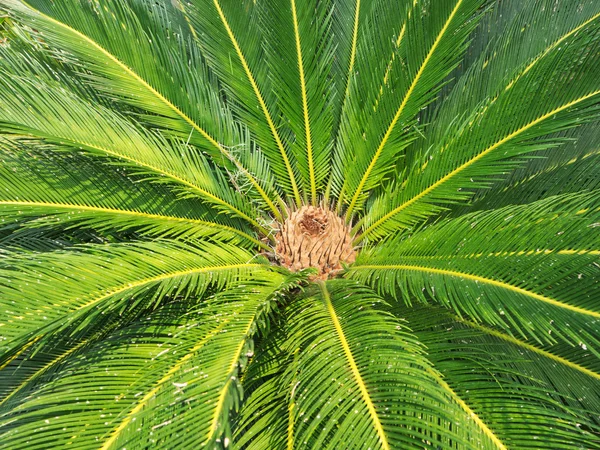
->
[275,205,356,279]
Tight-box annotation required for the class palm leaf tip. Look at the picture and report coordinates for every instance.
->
[1,0,600,448]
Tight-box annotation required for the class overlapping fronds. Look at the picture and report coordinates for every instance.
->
[259,0,335,203]
[236,280,505,449]
[395,304,600,449]
[459,122,600,214]
[0,52,267,232]
[1,0,282,216]
[0,0,599,448]
[357,6,600,242]
[181,0,303,204]
[0,274,296,449]
[0,139,263,248]
[0,240,268,359]
[350,192,600,351]
[335,0,490,218]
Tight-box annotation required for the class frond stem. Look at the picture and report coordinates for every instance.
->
[0,200,268,250]
[318,280,390,450]
[212,0,302,207]
[291,0,316,205]
[351,264,600,318]
[356,89,600,242]
[344,0,465,222]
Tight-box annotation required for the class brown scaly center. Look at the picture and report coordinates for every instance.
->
[275,205,356,280]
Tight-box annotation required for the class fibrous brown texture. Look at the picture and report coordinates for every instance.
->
[275,205,356,279]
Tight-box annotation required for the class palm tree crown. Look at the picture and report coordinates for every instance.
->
[0,0,599,448]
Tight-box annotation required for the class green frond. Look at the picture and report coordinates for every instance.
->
[0,240,268,360]
[327,0,372,141]
[235,280,499,449]
[1,0,599,447]
[1,0,283,218]
[180,0,302,205]
[455,122,600,214]
[0,275,293,449]
[259,0,335,204]
[393,304,600,448]
[336,0,489,218]
[357,14,600,241]
[349,192,600,350]
[0,139,264,249]
[0,50,269,232]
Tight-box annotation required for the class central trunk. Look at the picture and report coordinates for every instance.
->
[275,205,356,279]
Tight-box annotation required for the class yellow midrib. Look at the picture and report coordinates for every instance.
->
[342,0,362,108]
[100,320,230,450]
[352,264,600,318]
[505,11,600,92]
[459,317,600,381]
[0,200,266,248]
[17,130,267,234]
[319,281,390,450]
[206,317,255,443]
[212,0,302,206]
[287,400,295,450]
[426,368,508,450]
[330,0,362,209]
[345,0,464,221]
[373,0,417,109]
[396,248,600,261]
[75,264,261,320]
[287,348,300,450]
[0,338,88,408]
[291,0,316,204]
[358,89,600,241]
[0,264,260,329]
[20,1,281,219]
[0,335,42,371]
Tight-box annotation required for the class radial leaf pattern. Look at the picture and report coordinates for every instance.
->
[0,0,599,449]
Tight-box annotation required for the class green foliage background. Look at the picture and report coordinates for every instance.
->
[0,0,599,448]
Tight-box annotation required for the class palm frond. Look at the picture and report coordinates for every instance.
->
[394,303,600,448]
[350,191,600,350]
[455,122,600,214]
[0,240,267,362]
[259,0,335,204]
[0,273,297,449]
[357,12,600,242]
[335,0,489,218]
[0,51,268,233]
[182,0,303,205]
[1,0,282,218]
[235,280,500,449]
[0,139,264,249]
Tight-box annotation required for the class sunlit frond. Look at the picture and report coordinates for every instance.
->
[1,0,599,447]
[350,192,600,351]
[1,0,283,217]
[395,304,600,449]
[0,240,267,360]
[0,274,298,449]
[337,0,489,219]
[357,8,600,241]
[0,139,264,249]
[235,280,503,449]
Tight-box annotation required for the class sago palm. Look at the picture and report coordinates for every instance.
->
[0,0,599,448]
